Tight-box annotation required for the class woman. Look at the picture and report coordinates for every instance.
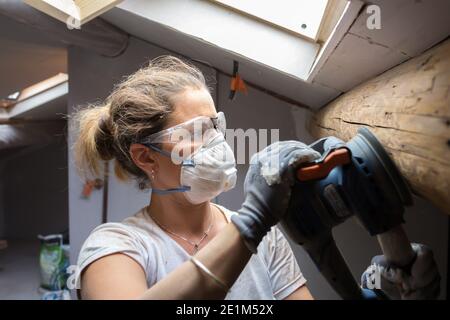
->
[73,56,321,300]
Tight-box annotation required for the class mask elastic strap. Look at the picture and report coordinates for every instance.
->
[142,142,194,195]
[152,186,191,195]
[143,143,195,167]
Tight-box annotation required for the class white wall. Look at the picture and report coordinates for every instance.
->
[68,36,448,299]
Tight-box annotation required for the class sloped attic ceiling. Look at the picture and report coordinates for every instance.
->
[0,14,68,152]
[101,0,450,109]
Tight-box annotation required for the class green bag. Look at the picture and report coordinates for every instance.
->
[38,234,69,291]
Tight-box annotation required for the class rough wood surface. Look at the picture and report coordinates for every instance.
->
[309,39,450,214]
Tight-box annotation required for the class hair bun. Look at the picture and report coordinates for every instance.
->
[96,111,115,161]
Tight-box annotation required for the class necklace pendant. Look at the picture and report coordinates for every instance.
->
[194,244,199,252]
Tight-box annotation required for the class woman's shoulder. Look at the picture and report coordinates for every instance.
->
[77,207,156,275]
[78,207,157,258]
[88,207,155,238]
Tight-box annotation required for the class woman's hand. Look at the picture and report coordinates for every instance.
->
[361,243,440,299]
[231,141,320,253]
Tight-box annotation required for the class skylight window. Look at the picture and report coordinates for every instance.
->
[211,0,329,41]
[0,73,68,109]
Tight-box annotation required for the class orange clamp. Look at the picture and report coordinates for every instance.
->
[230,74,247,94]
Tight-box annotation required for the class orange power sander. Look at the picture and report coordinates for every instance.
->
[281,127,416,299]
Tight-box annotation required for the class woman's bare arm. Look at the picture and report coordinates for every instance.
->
[81,253,148,299]
[284,285,314,300]
[81,222,251,299]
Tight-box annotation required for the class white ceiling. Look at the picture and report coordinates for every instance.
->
[101,0,450,109]
[101,0,338,109]
[2,0,448,113]
[313,0,450,92]
[0,0,448,127]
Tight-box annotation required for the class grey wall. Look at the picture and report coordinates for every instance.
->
[1,138,68,240]
[0,176,5,239]
[68,36,448,299]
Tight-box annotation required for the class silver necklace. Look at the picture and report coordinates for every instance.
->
[149,208,214,254]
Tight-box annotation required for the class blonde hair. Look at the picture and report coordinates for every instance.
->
[72,55,208,189]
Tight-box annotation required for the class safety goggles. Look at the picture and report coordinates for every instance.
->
[142,111,226,148]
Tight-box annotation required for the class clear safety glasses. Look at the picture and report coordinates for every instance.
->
[142,111,226,149]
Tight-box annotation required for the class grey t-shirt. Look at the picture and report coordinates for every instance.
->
[77,204,306,299]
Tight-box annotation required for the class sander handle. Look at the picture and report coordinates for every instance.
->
[297,148,351,181]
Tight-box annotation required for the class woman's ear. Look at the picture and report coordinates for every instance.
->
[129,143,157,175]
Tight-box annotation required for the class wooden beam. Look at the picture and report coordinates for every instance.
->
[308,39,450,214]
[0,0,128,57]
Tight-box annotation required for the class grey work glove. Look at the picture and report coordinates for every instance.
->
[361,243,440,299]
[231,141,321,254]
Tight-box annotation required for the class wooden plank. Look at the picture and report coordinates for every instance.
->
[309,39,450,214]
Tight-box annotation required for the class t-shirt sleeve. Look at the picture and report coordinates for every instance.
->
[76,223,149,284]
[261,226,307,300]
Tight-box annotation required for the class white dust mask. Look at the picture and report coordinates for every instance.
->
[180,132,237,204]
[147,132,237,204]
